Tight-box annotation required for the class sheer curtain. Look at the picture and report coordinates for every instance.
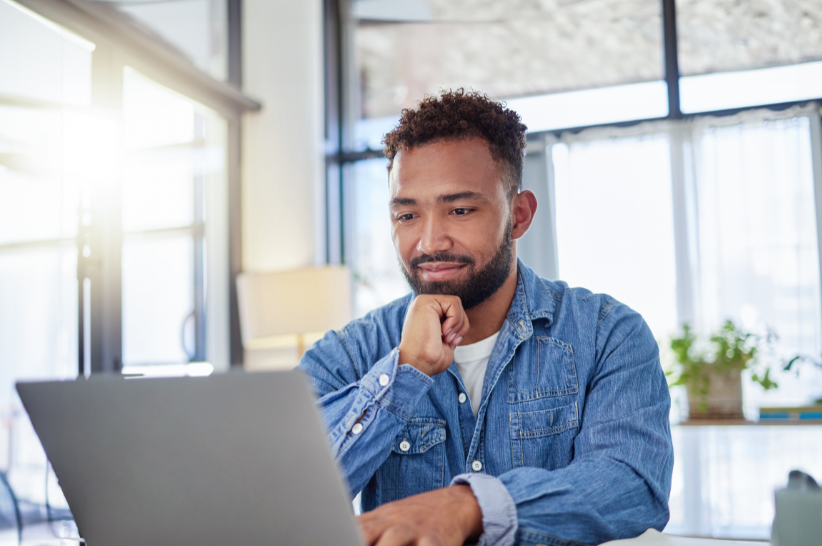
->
[552,130,679,342]
[689,112,822,408]
[549,110,822,408]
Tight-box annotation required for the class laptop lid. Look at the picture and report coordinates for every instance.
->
[16,371,364,546]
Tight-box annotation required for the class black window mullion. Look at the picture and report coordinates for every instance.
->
[662,0,682,119]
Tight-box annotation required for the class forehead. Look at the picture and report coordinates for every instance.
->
[388,137,505,200]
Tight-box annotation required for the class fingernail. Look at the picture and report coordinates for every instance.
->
[454,336,463,346]
[447,333,455,343]
[445,327,453,335]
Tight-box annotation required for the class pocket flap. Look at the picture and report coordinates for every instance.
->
[391,418,446,455]
[510,402,578,439]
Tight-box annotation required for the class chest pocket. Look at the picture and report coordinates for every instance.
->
[508,336,578,403]
[510,402,579,469]
[377,418,446,503]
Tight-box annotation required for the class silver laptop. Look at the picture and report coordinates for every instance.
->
[16,371,364,546]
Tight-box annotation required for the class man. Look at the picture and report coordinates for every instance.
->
[298,89,673,546]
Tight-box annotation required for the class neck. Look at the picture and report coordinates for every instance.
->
[461,259,518,345]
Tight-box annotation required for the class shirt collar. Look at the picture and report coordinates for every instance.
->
[506,258,557,339]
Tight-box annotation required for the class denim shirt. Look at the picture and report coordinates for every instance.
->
[298,260,673,546]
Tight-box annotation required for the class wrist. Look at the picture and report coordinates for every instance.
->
[451,484,483,542]
[398,347,433,377]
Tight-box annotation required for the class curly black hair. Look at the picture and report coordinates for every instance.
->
[383,89,528,198]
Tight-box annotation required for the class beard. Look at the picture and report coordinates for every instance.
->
[400,223,514,310]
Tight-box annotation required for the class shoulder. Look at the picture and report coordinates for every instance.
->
[524,265,652,353]
[528,269,628,328]
[517,260,626,326]
[556,285,656,365]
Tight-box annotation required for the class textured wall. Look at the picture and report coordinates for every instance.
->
[356,0,663,118]
[355,0,822,119]
[677,0,822,76]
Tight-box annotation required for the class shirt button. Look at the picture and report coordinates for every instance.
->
[399,440,411,452]
[351,423,363,435]
[458,393,467,404]
[378,373,390,386]
[471,460,482,472]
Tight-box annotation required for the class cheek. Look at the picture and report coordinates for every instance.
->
[391,226,410,262]
[465,214,508,258]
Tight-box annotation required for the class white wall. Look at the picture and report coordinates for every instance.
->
[242,0,324,273]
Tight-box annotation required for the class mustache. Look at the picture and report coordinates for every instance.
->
[410,252,475,270]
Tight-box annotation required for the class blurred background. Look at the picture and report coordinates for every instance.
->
[1,0,822,541]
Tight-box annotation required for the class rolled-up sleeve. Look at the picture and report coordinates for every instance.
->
[451,473,518,546]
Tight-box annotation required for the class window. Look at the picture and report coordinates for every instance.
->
[688,112,822,410]
[0,0,248,521]
[552,132,679,340]
[348,158,409,318]
[542,110,822,413]
[0,0,94,510]
[121,68,229,367]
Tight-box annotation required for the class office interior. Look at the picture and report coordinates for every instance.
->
[1,0,822,542]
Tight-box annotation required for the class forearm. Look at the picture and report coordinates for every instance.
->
[505,406,671,545]
[452,397,672,546]
[314,348,433,495]
[501,460,668,545]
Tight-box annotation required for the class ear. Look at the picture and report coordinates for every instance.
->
[510,190,537,240]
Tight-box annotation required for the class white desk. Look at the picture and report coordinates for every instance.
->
[605,529,765,545]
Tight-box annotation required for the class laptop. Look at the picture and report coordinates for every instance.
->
[16,371,364,546]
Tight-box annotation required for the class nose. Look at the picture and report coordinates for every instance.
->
[417,214,452,256]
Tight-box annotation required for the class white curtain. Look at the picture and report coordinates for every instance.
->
[550,108,822,407]
[690,112,822,407]
[552,130,679,342]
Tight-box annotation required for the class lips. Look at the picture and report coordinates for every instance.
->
[415,262,467,282]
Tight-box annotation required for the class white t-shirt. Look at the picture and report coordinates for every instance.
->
[453,331,500,416]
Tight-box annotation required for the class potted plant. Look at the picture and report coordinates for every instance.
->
[667,320,780,421]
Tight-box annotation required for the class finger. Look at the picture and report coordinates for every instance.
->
[436,295,464,324]
[374,524,416,546]
[358,515,391,545]
[451,315,470,348]
[441,310,466,342]
[448,318,466,347]
[440,314,460,339]
[417,534,443,546]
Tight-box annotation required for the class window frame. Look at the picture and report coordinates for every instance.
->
[10,0,260,372]
[325,0,822,320]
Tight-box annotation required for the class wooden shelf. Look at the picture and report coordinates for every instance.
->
[677,419,822,426]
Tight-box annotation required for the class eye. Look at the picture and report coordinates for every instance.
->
[397,213,416,222]
[452,208,471,216]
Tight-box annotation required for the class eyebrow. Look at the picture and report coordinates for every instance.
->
[438,191,485,203]
[390,191,486,207]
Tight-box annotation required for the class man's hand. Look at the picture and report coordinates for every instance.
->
[357,485,483,546]
[398,295,470,377]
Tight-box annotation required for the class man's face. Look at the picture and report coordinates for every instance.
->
[389,137,515,310]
